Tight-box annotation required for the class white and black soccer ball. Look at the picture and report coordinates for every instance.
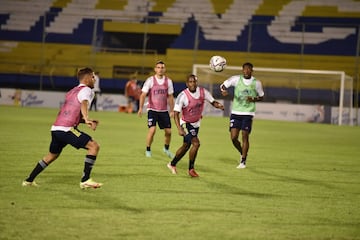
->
[209,55,226,72]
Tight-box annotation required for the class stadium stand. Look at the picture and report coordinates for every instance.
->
[0,0,359,102]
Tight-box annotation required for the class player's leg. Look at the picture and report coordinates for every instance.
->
[145,111,158,156]
[173,141,191,162]
[145,126,156,156]
[230,128,242,154]
[238,115,253,169]
[164,127,171,147]
[80,139,102,188]
[229,114,243,155]
[66,127,102,188]
[22,131,64,186]
[241,130,250,160]
[159,111,173,158]
[187,126,200,177]
[167,123,193,174]
[167,135,191,174]
[188,136,200,169]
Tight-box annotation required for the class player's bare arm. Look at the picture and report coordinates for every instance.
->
[168,94,175,117]
[81,100,98,130]
[137,92,147,117]
[173,111,186,136]
[211,101,224,110]
[246,96,264,102]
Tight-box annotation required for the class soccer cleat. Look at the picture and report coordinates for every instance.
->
[167,162,177,174]
[188,169,199,177]
[80,178,103,189]
[163,148,174,158]
[22,180,38,187]
[145,150,152,157]
[236,160,246,169]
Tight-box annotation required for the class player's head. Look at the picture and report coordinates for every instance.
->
[186,74,198,93]
[77,67,95,88]
[242,62,253,79]
[154,60,166,77]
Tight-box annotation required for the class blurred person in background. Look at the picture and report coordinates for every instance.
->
[125,73,141,113]
[90,71,101,111]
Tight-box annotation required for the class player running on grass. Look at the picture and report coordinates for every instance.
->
[22,67,102,189]
[167,74,224,177]
[220,62,264,169]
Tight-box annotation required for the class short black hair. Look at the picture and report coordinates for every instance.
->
[77,67,93,80]
[187,74,198,81]
[243,62,253,69]
[156,60,165,65]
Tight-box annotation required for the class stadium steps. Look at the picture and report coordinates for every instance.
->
[95,0,127,10]
[0,0,53,31]
[0,41,356,86]
[151,0,177,12]
[255,0,291,16]
[52,0,72,8]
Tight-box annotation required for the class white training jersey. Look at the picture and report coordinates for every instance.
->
[93,75,101,92]
[221,75,264,115]
[141,75,174,95]
[51,84,93,132]
[174,87,214,127]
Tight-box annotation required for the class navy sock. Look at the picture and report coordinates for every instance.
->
[81,155,96,182]
[26,160,48,182]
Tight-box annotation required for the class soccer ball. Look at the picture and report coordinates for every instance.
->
[209,55,226,72]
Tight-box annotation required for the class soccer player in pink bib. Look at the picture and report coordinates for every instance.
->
[167,74,224,177]
[138,61,175,158]
[22,67,102,189]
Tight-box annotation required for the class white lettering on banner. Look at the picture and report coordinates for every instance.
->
[267,0,357,44]
[255,102,326,123]
[21,90,64,108]
[2,88,358,124]
[331,107,359,125]
[21,92,44,106]
[2,0,357,44]
[97,95,127,112]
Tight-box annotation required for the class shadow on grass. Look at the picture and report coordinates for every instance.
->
[248,168,336,189]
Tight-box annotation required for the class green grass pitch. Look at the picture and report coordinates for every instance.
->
[0,105,359,240]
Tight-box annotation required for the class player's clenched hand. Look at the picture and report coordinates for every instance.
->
[177,127,186,137]
[86,120,99,131]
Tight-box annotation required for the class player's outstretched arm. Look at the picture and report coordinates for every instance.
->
[137,92,146,117]
[80,100,99,131]
[174,111,186,136]
[211,101,224,110]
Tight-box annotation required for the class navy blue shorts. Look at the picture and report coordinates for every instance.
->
[183,123,199,144]
[49,128,92,154]
[229,114,253,133]
[147,110,171,129]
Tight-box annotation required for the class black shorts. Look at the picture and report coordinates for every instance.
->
[147,110,171,129]
[128,96,137,103]
[49,128,92,154]
[183,123,199,144]
[229,114,253,133]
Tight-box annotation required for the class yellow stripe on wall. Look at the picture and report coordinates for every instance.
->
[103,21,182,35]
[303,6,360,18]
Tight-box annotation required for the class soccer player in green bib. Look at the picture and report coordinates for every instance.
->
[220,62,264,169]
